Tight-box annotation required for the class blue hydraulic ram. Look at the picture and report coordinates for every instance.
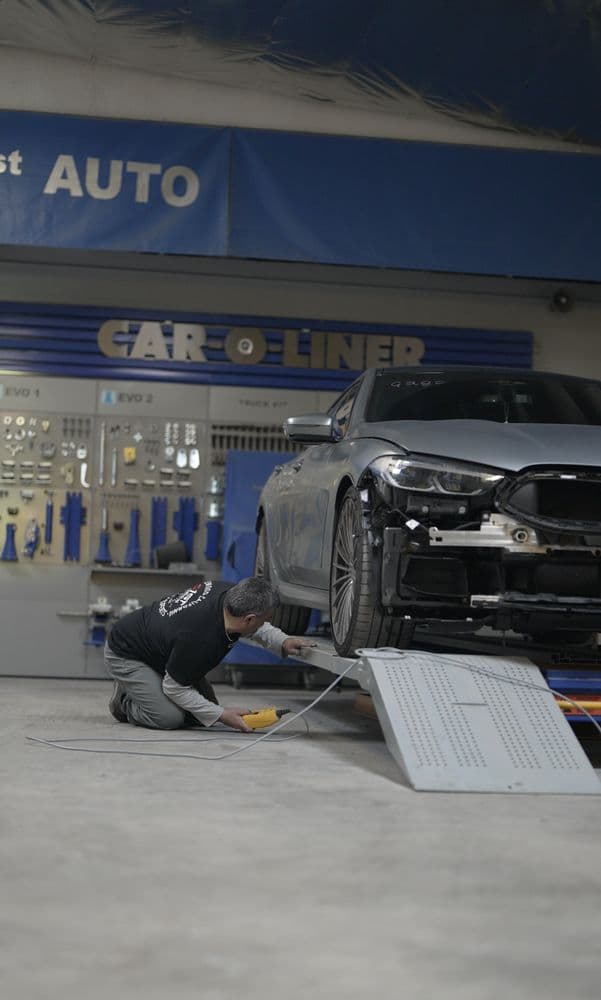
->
[150,496,167,565]
[205,520,221,561]
[124,508,142,567]
[60,492,86,561]
[44,498,53,545]
[173,497,198,561]
[94,506,112,564]
[1,523,18,561]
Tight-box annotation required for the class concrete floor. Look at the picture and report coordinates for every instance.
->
[2,676,601,1000]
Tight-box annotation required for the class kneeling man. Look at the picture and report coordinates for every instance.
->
[104,576,313,732]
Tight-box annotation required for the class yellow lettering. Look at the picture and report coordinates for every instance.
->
[130,322,169,360]
[325,333,364,370]
[392,336,425,365]
[283,330,308,367]
[310,332,327,368]
[97,320,129,358]
[365,335,392,367]
[172,323,207,362]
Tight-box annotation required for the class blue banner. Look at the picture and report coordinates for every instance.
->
[0,112,230,254]
[230,130,601,281]
[1,111,600,281]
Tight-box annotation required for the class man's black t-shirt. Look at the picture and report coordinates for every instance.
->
[107,580,237,687]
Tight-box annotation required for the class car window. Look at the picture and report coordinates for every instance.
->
[329,382,361,438]
[366,371,601,424]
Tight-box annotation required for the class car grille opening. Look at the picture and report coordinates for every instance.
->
[400,556,503,599]
[500,470,601,531]
[401,556,468,597]
[506,560,601,598]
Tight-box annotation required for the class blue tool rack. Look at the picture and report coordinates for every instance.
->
[220,450,302,682]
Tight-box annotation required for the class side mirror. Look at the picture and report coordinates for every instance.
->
[284,413,336,443]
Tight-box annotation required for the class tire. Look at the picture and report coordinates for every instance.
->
[329,486,415,656]
[253,516,269,580]
[254,518,312,634]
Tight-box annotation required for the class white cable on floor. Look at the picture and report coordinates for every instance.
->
[26,661,358,761]
[25,722,309,761]
[26,652,600,762]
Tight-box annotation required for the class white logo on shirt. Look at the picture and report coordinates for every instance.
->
[158,580,213,617]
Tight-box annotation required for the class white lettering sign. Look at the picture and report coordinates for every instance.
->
[0,150,23,175]
[44,155,200,208]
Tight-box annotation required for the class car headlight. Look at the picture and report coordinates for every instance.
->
[370,455,504,496]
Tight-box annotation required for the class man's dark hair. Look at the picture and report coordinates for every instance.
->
[224,577,281,618]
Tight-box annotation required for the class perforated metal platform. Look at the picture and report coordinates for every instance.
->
[296,643,601,794]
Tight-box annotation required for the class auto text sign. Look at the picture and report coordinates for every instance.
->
[0,111,229,254]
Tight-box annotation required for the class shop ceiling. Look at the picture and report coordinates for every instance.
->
[1,0,600,151]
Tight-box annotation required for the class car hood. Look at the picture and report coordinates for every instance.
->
[355,420,601,473]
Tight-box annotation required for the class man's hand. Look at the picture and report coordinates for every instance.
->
[219,708,253,733]
[281,637,318,658]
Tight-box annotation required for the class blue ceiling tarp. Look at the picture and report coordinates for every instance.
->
[1,0,601,147]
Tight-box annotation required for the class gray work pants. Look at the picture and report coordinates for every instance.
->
[104,643,218,729]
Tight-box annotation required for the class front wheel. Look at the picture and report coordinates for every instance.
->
[254,519,311,635]
[329,486,415,656]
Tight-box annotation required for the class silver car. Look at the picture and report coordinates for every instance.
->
[255,365,601,656]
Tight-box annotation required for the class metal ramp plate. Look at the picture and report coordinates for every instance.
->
[354,649,601,793]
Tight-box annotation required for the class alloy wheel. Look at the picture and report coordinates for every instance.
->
[330,496,358,643]
[254,522,266,577]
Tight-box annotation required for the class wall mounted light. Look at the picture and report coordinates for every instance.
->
[550,288,574,313]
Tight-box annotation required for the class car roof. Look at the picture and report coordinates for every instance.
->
[372,365,599,384]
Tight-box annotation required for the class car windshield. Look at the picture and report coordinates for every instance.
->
[366,371,601,424]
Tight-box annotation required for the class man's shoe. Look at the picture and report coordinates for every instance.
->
[109,682,128,723]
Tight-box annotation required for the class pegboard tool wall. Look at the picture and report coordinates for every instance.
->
[0,373,333,678]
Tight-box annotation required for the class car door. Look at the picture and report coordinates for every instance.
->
[279,382,362,589]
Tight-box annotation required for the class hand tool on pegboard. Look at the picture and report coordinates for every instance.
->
[98,421,106,487]
[22,518,40,559]
[110,447,118,487]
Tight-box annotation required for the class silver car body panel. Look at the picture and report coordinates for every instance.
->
[261,436,399,605]
[258,366,601,615]
[352,420,601,472]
